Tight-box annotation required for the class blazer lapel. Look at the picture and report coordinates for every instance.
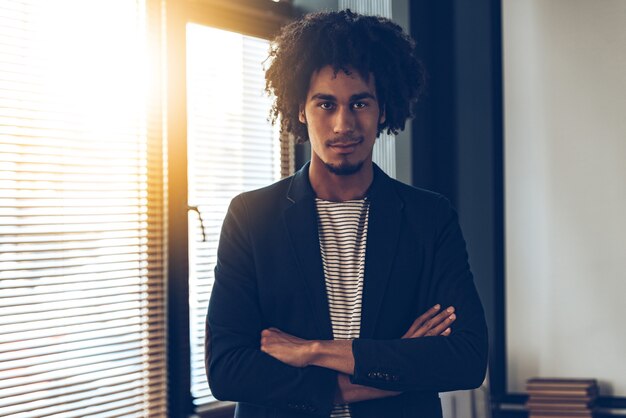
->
[282,164,333,340]
[360,166,404,338]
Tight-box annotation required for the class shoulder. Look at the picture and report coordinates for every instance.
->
[386,176,452,213]
[237,175,292,203]
[371,164,447,209]
[391,178,443,203]
[378,177,459,237]
[227,175,294,221]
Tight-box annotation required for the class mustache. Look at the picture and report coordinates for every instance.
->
[326,136,363,146]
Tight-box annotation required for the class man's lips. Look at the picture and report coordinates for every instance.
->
[327,137,363,150]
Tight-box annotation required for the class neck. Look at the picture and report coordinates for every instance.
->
[308,157,374,201]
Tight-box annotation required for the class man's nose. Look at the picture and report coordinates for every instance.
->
[333,106,355,134]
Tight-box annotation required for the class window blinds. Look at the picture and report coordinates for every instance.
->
[0,1,166,417]
[185,24,281,406]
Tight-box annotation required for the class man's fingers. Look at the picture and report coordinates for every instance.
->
[422,308,455,336]
[261,327,284,338]
[405,306,456,338]
[424,313,456,336]
[423,306,455,331]
[260,328,281,348]
[402,304,440,338]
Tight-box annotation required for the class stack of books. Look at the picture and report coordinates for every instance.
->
[526,378,598,418]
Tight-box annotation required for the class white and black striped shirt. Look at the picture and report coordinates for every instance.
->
[316,198,370,418]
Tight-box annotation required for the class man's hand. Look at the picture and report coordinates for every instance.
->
[260,327,315,368]
[335,304,457,405]
[402,304,456,339]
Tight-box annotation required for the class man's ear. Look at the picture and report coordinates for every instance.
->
[298,104,306,124]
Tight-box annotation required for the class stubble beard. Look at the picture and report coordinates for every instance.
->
[323,159,365,176]
[321,135,368,176]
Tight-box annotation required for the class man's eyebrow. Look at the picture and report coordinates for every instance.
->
[310,93,336,101]
[350,92,377,101]
[309,92,377,101]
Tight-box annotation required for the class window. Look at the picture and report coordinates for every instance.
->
[164,3,292,415]
[0,0,166,417]
[186,24,281,406]
[1,1,292,416]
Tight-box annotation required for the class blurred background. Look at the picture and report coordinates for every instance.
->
[0,0,624,417]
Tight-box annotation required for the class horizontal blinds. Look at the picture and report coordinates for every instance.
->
[0,0,166,417]
[280,132,295,179]
[186,24,281,406]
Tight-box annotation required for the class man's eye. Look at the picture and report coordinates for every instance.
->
[352,102,367,109]
[319,102,334,110]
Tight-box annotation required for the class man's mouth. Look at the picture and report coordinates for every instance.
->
[327,137,363,152]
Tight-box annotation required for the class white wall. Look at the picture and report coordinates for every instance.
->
[503,0,626,396]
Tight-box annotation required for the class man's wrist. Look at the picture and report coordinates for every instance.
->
[307,339,331,368]
[335,372,403,404]
[305,339,355,375]
[334,373,350,405]
[305,340,323,367]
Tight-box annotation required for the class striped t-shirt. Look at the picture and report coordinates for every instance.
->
[316,198,370,418]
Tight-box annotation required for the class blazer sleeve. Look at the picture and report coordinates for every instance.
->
[350,195,489,392]
[206,194,337,416]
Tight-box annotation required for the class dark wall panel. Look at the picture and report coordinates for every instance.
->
[410,0,504,412]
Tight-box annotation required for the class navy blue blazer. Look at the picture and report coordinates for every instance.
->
[206,163,488,417]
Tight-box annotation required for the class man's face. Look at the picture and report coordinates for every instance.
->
[300,65,385,176]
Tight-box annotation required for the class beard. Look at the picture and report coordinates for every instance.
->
[323,159,364,176]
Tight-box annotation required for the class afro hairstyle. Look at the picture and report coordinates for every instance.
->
[264,9,425,143]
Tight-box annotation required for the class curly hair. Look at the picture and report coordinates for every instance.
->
[265,9,425,143]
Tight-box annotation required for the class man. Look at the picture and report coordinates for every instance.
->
[206,9,488,418]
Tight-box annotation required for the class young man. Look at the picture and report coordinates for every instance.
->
[206,10,488,418]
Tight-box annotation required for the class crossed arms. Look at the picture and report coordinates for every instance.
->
[260,304,457,404]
